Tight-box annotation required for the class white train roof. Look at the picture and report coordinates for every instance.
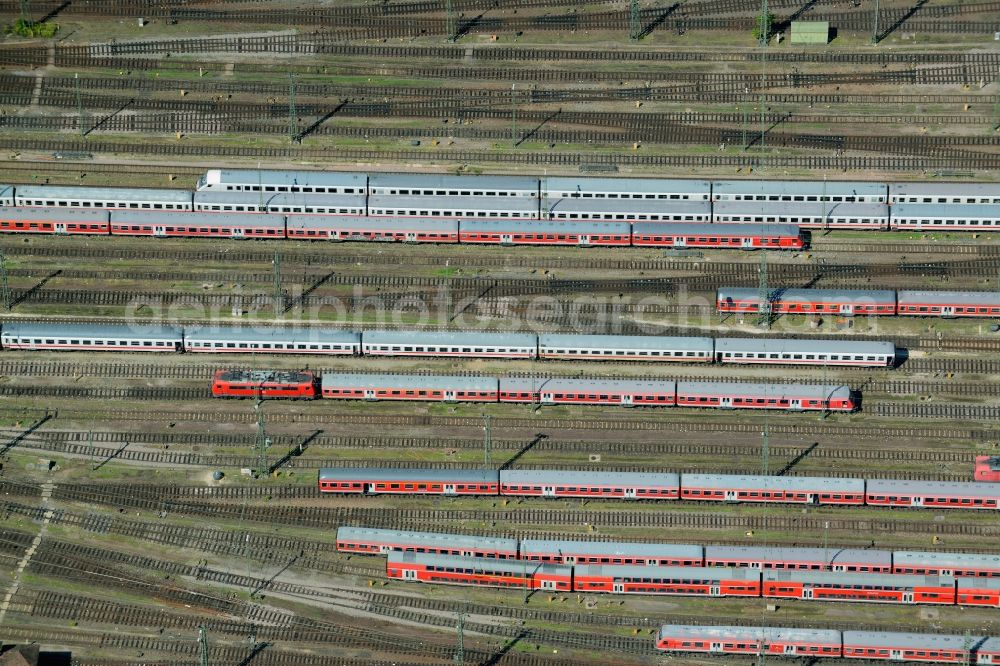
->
[321,373,498,392]
[335,526,517,551]
[363,330,536,347]
[389,551,572,576]
[981,637,1000,652]
[193,191,365,206]
[319,468,497,483]
[892,203,1000,218]
[459,219,631,234]
[545,198,709,215]
[499,377,677,393]
[705,545,891,565]
[185,327,359,344]
[632,222,800,235]
[520,540,701,558]
[889,182,1000,197]
[1,322,181,340]
[538,333,712,351]
[866,479,1000,498]
[203,169,366,188]
[575,564,756,580]
[893,550,1000,569]
[682,473,863,492]
[111,210,285,227]
[16,185,191,203]
[713,200,887,217]
[658,624,842,643]
[713,179,886,198]
[499,469,679,486]
[842,631,984,650]
[763,570,951,586]
[0,206,109,221]
[543,176,710,196]
[368,173,538,193]
[715,338,895,355]
[897,290,1000,307]
[717,287,896,304]
[286,215,457,232]
[676,382,852,400]
[368,194,537,212]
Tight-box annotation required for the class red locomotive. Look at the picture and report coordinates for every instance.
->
[975,456,1000,482]
[211,369,317,399]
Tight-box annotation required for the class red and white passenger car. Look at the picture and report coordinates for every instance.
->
[387,552,573,591]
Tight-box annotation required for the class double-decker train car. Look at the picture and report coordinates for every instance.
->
[197,169,367,195]
[368,173,539,198]
[386,552,572,591]
[193,190,366,215]
[542,176,710,201]
[573,565,760,597]
[368,194,536,220]
[656,625,843,657]
[703,546,892,573]
[958,577,1000,608]
[544,197,710,223]
[890,204,1000,231]
[762,571,957,605]
[211,369,317,398]
[335,526,518,560]
[713,201,890,230]
[713,179,887,204]
[14,185,193,211]
[888,182,1000,205]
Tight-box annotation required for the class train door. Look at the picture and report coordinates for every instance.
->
[720,397,733,408]
[806,493,817,505]
[709,585,721,597]
[578,235,590,246]
[444,484,457,495]
[890,649,903,661]
[405,232,417,242]
[724,490,738,502]
[613,582,624,593]
[672,236,686,248]
[542,486,556,498]
[231,227,246,239]
[54,223,67,234]
[541,580,556,590]
[541,391,555,405]
[624,488,637,499]
[902,592,914,603]
[801,587,814,600]
[500,233,513,245]
[444,390,457,402]
[784,646,797,655]
[379,545,391,554]
[364,389,376,400]
[710,642,722,653]
[564,555,576,564]
[152,225,166,237]
[790,399,802,411]
[403,569,417,580]
[620,394,634,406]
[741,237,753,249]
[910,495,924,507]
[839,303,854,315]
[941,306,955,317]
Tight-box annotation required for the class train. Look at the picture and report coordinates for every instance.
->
[0,322,898,368]
[718,287,1000,319]
[385,551,999,609]
[336,527,1000,577]
[976,456,1000,483]
[0,170,998,245]
[656,625,1000,663]
[318,469,1000,511]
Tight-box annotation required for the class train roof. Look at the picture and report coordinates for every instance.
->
[215,369,313,384]
[897,290,1000,307]
[889,182,1000,197]
[519,540,702,558]
[842,631,984,650]
[717,287,897,304]
[866,478,1000,498]
[543,176,710,195]
[981,637,1000,651]
[459,219,631,234]
[675,382,852,401]
[286,215,457,232]
[319,468,498,483]
[632,222,801,236]
[705,545,892,565]
[368,173,539,192]
[0,206,109,221]
[499,377,677,394]
[682,473,864,492]
[763,570,951,585]
[335,526,517,551]
[363,330,537,347]
[367,194,537,212]
[712,179,887,197]
[657,624,842,643]
[538,333,713,351]
[203,169,366,187]
[893,550,1000,569]
[544,198,710,215]
[321,373,498,392]
[185,327,359,344]
[713,200,887,217]
[0,185,11,198]
[193,191,366,206]
[15,185,192,203]
[389,551,572,576]
[111,210,286,227]
[499,469,679,487]
[958,576,1000,590]
[1,322,181,340]
[575,564,756,580]
[714,338,895,355]
[891,203,1000,218]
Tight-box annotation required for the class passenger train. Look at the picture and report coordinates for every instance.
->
[0,171,998,247]
[718,287,1000,319]
[656,625,1000,663]
[318,469,999,511]
[0,322,899,368]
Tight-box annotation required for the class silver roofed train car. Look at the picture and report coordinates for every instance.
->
[15,185,193,211]
[500,469,679,491]
[712,179,887,203]
[538,333,714,362]
[321,373,499,401]
[704,545,892,572]
[682,473,865,496]
[893,550,1000,576]
[543,176,710,200]
[193,190,365,215]
[717,287,897,315]
[545,197,711,222]
[1,322,182,352]
[897,290,1000,317]
[286,215,458,242]
[889,181,1000,204]
[458,218,632,244]
[109,210,285,238]
[197,169,366,194]
[184,326,360,354]
[362,330,537,359]
[842,631,986,656]
[0,185,13,207]
[712,200,889,229]
[520,539,703,565]
[866,479,999,509]
[335,526,518,558]
[714,337,896,367]
[657,624,843,651]
[367,194,537,219]
[368,173,539,198]
[499,377,678,406]
[890,203,1000,230]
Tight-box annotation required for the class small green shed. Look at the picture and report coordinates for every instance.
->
[790,21,829,45]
